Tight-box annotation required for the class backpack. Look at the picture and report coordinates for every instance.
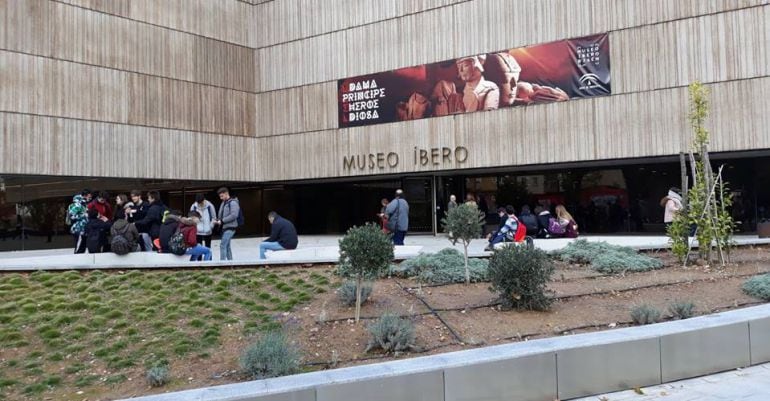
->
[548,217,566,235]
[111,225,133,256]
[227,199,245,227]
[520,213,538,232]
[168,227,187,255]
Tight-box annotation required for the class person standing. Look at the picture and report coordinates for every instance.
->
[447,194,458,212]
[212,187,240,261]
[134,191,166,251]
[190,193,216,256]
[67,191,90,254]
[385,189,410,246]
[128,190,150,250]
[661,187,683,229]
[113,194,129,221]
[378,198,390,233]
[259,211,298,259]
[88,191,114,221]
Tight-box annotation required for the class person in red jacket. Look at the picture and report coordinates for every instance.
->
[88,191,114,220]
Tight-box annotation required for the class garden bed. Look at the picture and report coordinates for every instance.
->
[1,246,770,400]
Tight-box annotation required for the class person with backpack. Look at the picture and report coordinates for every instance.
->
[213,187,242,261]
[486,205,526,250]
[85,209,112,253]
[385,189,410,245]
[190,193,216,257]
[485,207,509,247]
[67,190,91,254]
[134,190,166,251]
[259,211,298,259]
[551,205,579,238]
[519,205,539,236]
[110,207,139,255]
[158,210,182,253]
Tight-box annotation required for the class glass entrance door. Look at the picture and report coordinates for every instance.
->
[401,177,434,233]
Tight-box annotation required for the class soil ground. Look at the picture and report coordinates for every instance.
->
[1,246,769,400]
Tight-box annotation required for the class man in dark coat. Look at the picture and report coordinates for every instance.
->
[134,191,166,251]
[259,211,298,259]
[385,189,410,245]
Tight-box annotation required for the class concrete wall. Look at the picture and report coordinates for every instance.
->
[120,303,770,401]
[0,0,768,182]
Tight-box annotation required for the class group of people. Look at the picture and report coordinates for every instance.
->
[484,203,579,249]
[66,187,300,261]
[448,193,580,250]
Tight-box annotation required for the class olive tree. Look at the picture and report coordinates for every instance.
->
[441,203,484,284]
[338,223,394,322]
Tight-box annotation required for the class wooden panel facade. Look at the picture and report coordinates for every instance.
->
[253,5,770,137]
[0,0,255,91]
[0,0,767,183]
[54,0,253,47]
[256,76,770,182]
[0,51,256,136]
[252,0,470,48]
[0,112,259,181]
[256,0,769,92]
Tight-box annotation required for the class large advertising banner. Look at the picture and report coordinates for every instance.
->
[338,33,610,128]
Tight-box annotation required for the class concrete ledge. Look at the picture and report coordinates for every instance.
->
[750,317,770,365]
[120,303,770,401]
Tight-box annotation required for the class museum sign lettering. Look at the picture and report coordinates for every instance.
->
[343,146,468,172]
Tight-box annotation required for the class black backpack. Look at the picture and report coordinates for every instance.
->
[168,227,187,256]
[111,225,133,256]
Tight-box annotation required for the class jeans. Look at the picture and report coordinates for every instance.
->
[139,233,153,252]
[490,232,506,246]
[220,229,235,260]
[196,234,213,261]
[186,244,212,261]
[259,241,285,259]
[392,230,406,246]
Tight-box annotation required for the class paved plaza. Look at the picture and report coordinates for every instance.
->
[573,363,770,401]
[1,234,769,270]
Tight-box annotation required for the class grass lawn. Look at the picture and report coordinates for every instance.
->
[0,267,335,400]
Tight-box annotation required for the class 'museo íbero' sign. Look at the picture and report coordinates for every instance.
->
[343,146,468,172]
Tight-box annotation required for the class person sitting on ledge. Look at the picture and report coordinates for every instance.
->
[259,211,298,259]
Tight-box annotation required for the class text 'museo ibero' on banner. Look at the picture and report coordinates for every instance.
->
[338,33,610,128]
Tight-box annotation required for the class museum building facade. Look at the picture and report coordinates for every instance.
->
[0,0,769,250]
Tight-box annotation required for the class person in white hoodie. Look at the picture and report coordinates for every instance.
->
[661,187,683,228]
[190,193,216,260]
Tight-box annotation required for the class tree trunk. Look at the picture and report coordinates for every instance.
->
[679,152,688,208]
[463,242,470,285]
[354,276,363,323]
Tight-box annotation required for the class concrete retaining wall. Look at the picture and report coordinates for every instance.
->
[121,303,770,401]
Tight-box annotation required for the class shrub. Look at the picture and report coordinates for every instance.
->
[488,245,554,311]
[630,305,661,325]
[240,331,300,379]
[393,248,489,284]
[338,223,394,322]
[441,203,485,284]
[145,365,169,387]
[365,313,416,354]
[743,274,770,300]
[668,301,696,319]
[557,240,663,274]
[337,280,373,306]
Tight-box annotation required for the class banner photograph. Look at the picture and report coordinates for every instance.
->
[338,33,610,128]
